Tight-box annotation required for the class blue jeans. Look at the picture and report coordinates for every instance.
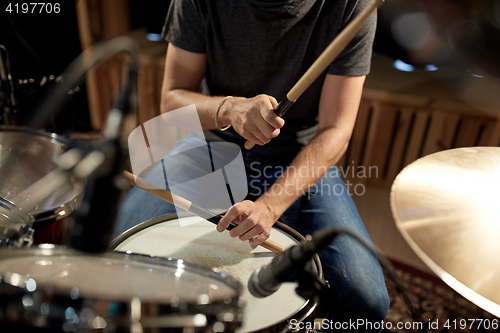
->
[115,133,389,331]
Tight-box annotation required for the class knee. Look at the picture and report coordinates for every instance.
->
[349,286,390,323]
[321,261,390,322]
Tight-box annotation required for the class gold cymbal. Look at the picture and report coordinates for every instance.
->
[391,147,500,318]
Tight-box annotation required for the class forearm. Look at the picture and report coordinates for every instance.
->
[255,75,365,220]
[256,126,350,221]
[161,89,229,130]
[216,75,363,244]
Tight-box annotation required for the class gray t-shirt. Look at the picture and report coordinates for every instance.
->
[162,0,376,159]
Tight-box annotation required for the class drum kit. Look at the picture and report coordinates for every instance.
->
[1,1,500,331]
[0,129,325,332]
[0,38,329,332]
[1,124,499,333]
[2,126,499,332]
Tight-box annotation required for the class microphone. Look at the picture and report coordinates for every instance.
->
[248,227,340,298]
[248,245,306,297]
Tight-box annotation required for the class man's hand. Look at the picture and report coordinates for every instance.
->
[219,94,285,146]
[217,200,277,245]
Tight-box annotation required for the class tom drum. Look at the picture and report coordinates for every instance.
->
[0,126,84,244]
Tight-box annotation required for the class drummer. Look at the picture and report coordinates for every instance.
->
[117,0,389,329]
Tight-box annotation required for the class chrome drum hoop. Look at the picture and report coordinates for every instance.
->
[0,197,34,248]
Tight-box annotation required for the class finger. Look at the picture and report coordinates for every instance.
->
[251,96,279,139]
[244,222,271,242]
[240,126,269,146]
[241,123,269,146]
[229,211,262,238]
[269,96,279,109]
[248,232,270,245]
[217,202,249,232]
[262,107,285,130]
[262,95,284,129]
[252,116,277,141]
[238,219,265,241]
[239,228,263,241]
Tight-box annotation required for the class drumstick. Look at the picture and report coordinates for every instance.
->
[244,0,384,150]
[122,171,283,253]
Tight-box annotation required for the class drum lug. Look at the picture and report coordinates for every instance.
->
[23,228,35,247]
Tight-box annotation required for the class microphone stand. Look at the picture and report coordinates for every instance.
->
[0,45,18,125]
[0,37,140,188]
[283,227,423,332]
[0,37,139,253]
[294,261,341,321]
[70,69,136,253]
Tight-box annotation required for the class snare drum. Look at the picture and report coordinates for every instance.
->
[110,213,323,333]
[0,245,243,332]
[0,126,84,244]
[0,197,34,248]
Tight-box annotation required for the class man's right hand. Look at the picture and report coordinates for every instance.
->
[218,94,285,146]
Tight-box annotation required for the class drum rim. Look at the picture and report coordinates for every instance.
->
[0,125,84,221]
[0,196,34,248]
[30,191,84,224]
[110,212,324,332]
[0,124,68,144]
[0,196,35,224]
[0,244,244,330]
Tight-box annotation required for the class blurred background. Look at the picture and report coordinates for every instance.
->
[1,1,500,329]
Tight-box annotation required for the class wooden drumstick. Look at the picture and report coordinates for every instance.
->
[122,171,283,253]
[244,0,384,150]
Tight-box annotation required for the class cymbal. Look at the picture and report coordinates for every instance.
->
[391,147,500,318]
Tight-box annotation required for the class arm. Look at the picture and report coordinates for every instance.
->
[161,44,284,145]
[218,74,366,244]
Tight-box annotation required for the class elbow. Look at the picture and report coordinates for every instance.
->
[160,89,179,114]
[160,103,168,115]
[330,135,350,166]
[160,90,173,115]
[322,127,352,166]
[340,139,350,161]
[340,132,352,155]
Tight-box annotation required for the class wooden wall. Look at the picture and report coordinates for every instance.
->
[76,0,132,130]
[338,89,500,188]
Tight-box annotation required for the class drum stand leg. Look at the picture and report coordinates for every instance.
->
[292,267,341,332]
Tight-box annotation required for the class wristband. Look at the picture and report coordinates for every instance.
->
[215,96,233,131]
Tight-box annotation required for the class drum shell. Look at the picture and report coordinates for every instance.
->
[111,212,324,333]
[0,245,243,332]
[31,212,77,245]
[0,126,84,244]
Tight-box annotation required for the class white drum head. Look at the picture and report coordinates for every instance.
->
[114,214,315,332]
